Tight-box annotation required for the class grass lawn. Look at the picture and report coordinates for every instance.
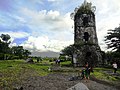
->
[90,67,120,86]
[0,60,51,89]
[0,59,120,89]
[93,68,120,80]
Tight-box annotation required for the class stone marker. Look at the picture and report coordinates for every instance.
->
[26,58,33,63]
[67,83,89,90]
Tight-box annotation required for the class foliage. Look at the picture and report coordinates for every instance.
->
[23,49,31,58]
[70,1,96,20]
[100,51,106,65]
[105,51,120,68]
[105,25,120,52]
[0,34,31,60]
[0,34,11,43]
[105,25,120,67]
[11,46,31,59]
[11,46,24,58]
[0,53,4,60]
[61,43,97,57]
[59,55,66,61]
[61,44,76,56]
[0,34,11,54]
[77,1,94,14]
[105,51,113,63]
[0,34,11,60]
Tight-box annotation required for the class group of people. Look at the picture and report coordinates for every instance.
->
[55,59,61,65]
[82,62,92,81]
[82,61,118,82]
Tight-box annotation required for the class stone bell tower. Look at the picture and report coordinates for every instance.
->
[73,0,102,66]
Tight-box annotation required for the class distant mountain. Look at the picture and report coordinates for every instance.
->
[31,51,60,57]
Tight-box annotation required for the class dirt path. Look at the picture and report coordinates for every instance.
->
[13,73,119,90]
[84,80,118,90]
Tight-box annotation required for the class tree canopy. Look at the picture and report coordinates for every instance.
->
[61,44,76,56]
[105,25,120,52]
[0,34,11,43]
[0,34,31,60]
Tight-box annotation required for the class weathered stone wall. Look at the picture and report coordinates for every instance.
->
[74,1,102,66]
[76,44,102,66]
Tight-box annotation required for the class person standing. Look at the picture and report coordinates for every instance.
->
[112,62,117,74]
[57,59,61,65]
[84,62,90,81]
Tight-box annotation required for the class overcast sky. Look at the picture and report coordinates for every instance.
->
[0,0,120,54]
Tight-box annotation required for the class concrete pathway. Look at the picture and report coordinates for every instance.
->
[67,83,89,90]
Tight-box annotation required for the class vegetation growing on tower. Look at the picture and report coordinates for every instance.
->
[70,0,96,20]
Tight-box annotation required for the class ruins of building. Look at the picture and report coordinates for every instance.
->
[72,0,102,66]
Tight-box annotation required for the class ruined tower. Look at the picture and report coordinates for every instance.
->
[72,0,102,66]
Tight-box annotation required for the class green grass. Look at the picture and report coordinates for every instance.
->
[0,60,120,89]
[0,60,51,89]
[90,67,120,88]
[60,61,71,66]
[28,64,50,76]
[91,68,120,82]
[61,61,71,64]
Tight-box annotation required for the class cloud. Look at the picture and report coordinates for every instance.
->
[13,15,26,23]
[21,36,73,52]
[20,8,74,52]
[20,8,73,32]
[91,0,120,51]
[0,31,30,47]
[1,0,120,54]
[48,0,56,2]
[28,0,43,4]
[9,42,17,48]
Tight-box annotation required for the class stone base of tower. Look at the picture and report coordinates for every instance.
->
[75,44,102,67]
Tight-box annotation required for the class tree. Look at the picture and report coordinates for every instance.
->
[105,25,120,52]
[11,46,31,59]
[61,44,75,56]
[101,51,106,65]
[23,49,31,59]
[11,46,24,59]
[105,25,120,67]
[105,51,113,63]
[0,34,11,53]
[61,44,77,65]
[0,39,5,53]
[0,34,31,60]
[0,34,11,60]
[0,34,11,43]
